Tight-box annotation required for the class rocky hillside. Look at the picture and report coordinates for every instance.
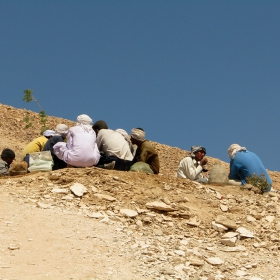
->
[0,103,280,279]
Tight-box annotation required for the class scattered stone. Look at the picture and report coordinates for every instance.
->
[212,221,228,232]
[215,215,237,229]
[189,258,204,266]
[221,237,237,247]
[87,212,104,218]
[145,201,175,212]
[205,257,224,265]
[236,227,254,238]
[186,216,200,226]
[37,202,51,209]
[8,244,20,250]
[91,186,98,193]
[220,204,228,212]
[70,183,87,197]
[51,188,68,194]
[120,209,138,218]
[93,193,116,201]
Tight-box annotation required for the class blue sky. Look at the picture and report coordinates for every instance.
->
[1,1,279,171]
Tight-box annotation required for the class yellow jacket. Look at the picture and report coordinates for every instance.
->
[22,136,48,159]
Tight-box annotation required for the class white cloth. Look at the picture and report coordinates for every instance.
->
[55,124,68,137]
[43,130,55,137]
[176,157,203,180]
[53,125,100,167]
[76,114,93,132]
[130,128,145,141]
[97,129,133,160]
[228,144,247,159]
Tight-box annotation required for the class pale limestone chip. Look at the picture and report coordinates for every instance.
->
[120,209,138,218]
[70,183,87,197]
[146,201,174,211]
[94,193,116,201]
[206,257,224,265]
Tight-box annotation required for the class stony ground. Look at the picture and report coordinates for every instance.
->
[0,103,280,280]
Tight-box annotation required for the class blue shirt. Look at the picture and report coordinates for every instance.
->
[229,150,272,191]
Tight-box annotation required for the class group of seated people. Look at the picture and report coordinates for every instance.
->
[0,114,272,193]
[0,114,159,176]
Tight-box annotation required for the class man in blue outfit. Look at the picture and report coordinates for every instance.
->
[228,144,272,192]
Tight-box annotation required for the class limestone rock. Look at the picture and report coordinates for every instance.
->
[51,188,68,194]
[37,202,51,209]
[212,221,228,232]
[70,183,87,197]
[120,209,138,218]
[145,201,174,212]
[215,215,237,229]
[206,257,224,265]
[93,193,116,201]
[236,227,254,238]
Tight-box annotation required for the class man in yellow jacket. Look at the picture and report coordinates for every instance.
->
[22,130,54,165]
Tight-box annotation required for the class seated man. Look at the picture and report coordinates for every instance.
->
[130,128,160,174]
[228,144,272,192]
[93,121,133,171]
[43,124,68,170]
[176,146,208,183]
[22,129,55,165]
[0,148,15,176]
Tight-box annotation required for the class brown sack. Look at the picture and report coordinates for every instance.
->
[208,164,229,185]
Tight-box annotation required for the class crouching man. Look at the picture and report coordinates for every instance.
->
[176,146,208,183]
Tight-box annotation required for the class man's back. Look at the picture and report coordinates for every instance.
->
[96,129,133,160]
[229,150,272,185]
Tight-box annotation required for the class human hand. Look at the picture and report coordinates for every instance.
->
[200,158,208,166]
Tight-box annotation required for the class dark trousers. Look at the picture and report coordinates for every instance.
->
[97,155,133,171]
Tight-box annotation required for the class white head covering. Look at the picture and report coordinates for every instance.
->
[228,144,247,159]
[130,128,146,141]
[43,130,55,137]
[55,124,69,138]
[190,146,206,157]
[116,128,131,143]
[76,114,93,132]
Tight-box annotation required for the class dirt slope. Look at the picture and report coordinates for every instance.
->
[0,103,280,280]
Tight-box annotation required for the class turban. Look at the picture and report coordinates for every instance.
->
[55,124,69,137]
[1,148,15,159]
[130,128,146,141]
[190,146,206,157]
[76,114,93,132]
[43,130,55,137]
[228,144,246,159]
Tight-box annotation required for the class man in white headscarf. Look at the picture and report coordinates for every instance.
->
[43,124,69,170]
[228,144,272,192]
[130,128,160,174]
[176,146,208,183]
[53,115,100,167]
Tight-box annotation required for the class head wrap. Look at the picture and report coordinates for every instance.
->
[116,129,131,143]
[43,130,55,137]
[190,146,206,157]
[130,128,146,141]
[76,114,93,132]
[92,120,108,131]
[1,148,15,159]
[228,144,246,159]
[55,124,69,138]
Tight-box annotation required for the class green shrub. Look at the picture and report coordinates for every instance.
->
[246,173,270,194]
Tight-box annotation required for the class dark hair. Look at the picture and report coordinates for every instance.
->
[92,120,108,131]
[135,127,144,131]
[1,148,15,159]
